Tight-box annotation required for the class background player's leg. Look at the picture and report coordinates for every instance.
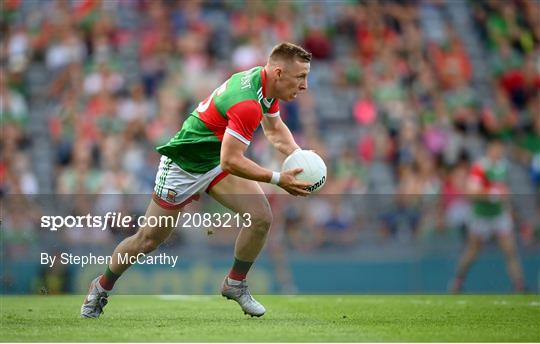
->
[450,233,483,293]
[496,232,525,292]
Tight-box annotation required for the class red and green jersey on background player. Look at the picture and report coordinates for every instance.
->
[469,158,509,218]
[157,66,279,173]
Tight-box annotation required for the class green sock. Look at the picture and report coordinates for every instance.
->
[228,257,253,281]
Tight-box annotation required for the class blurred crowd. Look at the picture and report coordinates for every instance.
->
[2,0,540,256]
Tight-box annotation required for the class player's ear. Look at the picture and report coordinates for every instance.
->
[273,66,283,79]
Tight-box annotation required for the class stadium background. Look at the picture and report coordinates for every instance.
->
[1,0,539,295]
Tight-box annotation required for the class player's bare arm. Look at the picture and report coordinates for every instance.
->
[220,132,311,196]
[467,174,484,197]
[261,115,300,156]
[260,116,317,195]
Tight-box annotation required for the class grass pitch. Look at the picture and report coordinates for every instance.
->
[1,295,539,342]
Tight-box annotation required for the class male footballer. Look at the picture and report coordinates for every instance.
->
[81,42,313,318]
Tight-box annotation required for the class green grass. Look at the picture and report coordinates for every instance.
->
[1,295,539,342]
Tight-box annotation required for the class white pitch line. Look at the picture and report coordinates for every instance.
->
[156,295,212,300]
[493,300,509,305]
[410,300,433,305]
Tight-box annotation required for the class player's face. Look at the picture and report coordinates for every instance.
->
[275,59,310,101]
[488,142,505,161]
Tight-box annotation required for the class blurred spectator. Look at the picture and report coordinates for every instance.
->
[232,35,266,71]
[333,148,367,194]
[117,82,156,126]
[430,26,472,89]
[0,68,28,125]
[285,201,325,252]
[380,164,421,242]
[83,63,124,96]
[57,139,102,194]
[313,199,358,249]
[517,116,540,191]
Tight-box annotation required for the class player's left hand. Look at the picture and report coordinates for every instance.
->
[278,168,312,196]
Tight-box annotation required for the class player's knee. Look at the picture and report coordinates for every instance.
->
[136,231,163,253]
[250,209,273,235]
[469,236,483,251]
[501,243,516,257]
[141,237,162,253]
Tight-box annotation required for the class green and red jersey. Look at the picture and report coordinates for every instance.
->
[157,66,279,173]
[469,158,509,217]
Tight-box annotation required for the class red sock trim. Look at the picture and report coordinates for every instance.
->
[98,274,114,291]
[515,279,525,292]
[228,269,247,281]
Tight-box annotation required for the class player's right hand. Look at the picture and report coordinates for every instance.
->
[278,168,312,196]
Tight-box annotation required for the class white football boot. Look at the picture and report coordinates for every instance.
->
[80,276,108,318]
[221,277,266,317]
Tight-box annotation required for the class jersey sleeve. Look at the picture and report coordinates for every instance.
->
[225,100,262,145]
[264,99,280,117]
[469,163,487,188]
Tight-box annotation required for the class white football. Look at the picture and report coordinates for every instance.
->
[282,150,327,193]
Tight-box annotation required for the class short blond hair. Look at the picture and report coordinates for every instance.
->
[269,42,312,63]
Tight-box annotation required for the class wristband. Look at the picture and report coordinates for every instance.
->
[270,171,281,185]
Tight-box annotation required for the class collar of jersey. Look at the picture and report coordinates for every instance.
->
[260,67,275,106]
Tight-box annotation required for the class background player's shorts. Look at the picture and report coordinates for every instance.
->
[468,211,513,240]
[153,156,228,210]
